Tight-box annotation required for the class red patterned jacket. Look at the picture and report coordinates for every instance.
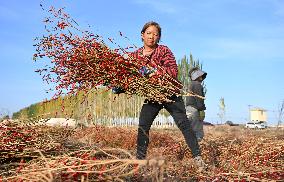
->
[130,45,178,79]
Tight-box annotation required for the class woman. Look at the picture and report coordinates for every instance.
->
[131,21,206,169]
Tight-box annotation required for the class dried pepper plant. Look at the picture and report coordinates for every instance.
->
[33,6,185,104]
[1,123,283,181]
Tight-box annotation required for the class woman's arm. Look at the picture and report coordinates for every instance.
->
[160,46,178,79]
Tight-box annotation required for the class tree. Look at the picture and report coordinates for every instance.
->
[178,53,206,102]
[0,108,10,120]
[0,115,9,122]
[217,97,226,124]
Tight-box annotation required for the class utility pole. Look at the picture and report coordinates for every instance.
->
[248,105,252,122]
[277,100,284,127]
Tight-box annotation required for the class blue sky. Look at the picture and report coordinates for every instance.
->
[0,0,283,125]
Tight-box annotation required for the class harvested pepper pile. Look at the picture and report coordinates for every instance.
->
[1,122,283,181]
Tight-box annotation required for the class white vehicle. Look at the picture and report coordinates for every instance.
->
[245,121,267,129]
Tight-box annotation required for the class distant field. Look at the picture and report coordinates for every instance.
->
[1,122,283,181]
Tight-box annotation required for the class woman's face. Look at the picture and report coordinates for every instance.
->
[141,25,160,48]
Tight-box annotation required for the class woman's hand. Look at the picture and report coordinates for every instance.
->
[139,66,157,77]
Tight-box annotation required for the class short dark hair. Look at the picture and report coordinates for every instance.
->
[141,21,161,42]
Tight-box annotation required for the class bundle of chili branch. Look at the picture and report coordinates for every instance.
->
[33,6,183,103]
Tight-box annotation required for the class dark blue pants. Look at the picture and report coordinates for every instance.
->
[136,95,201,159]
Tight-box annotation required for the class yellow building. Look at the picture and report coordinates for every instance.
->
[250,108,267,122]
